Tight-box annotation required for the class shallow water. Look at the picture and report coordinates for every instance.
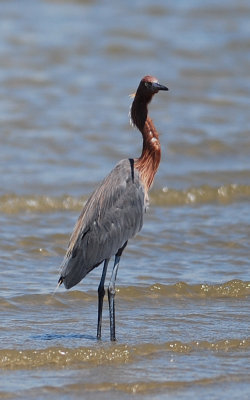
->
[0,0,250,399]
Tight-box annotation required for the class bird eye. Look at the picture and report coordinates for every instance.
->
[145,82,152,88]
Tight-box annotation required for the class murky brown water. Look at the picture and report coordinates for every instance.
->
[0,0,250,399]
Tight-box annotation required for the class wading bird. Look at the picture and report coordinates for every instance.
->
[58,76,168,341]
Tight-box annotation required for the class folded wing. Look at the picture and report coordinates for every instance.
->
[60,159,145,289]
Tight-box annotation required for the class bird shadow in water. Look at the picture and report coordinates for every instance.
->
[31,332,96,341]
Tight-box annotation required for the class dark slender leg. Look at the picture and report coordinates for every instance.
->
[97,259,109,340]
[108,242,127,341]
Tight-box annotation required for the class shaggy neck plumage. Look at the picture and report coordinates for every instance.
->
[131,94,161,190]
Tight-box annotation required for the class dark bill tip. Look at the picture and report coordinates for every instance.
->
[152,82,169,91]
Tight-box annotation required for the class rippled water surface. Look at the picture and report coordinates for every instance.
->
[0,0,250,399]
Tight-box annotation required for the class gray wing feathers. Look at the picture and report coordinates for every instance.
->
[60,159,145,289]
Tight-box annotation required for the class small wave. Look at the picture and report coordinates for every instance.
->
[0,194,87,214]
[55,373,249,394]
[0,338,249,370]
[151,184,250,207]
[1,280,249,310]
[1,184,250,214]
[117,280,250,300]
[0,291,93,309]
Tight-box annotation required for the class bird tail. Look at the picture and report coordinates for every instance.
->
[58,276,64,286]
[52,276,63,296]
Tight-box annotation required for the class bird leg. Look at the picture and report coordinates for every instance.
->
[108,255,120,341]
[97,258,109,340]
[108,242,127,341]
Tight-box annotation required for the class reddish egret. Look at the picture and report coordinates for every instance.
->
[58,76,168,341]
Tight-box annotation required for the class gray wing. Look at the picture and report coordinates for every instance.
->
[60,159,146,289]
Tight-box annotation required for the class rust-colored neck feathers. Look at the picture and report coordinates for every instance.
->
[131,87,161,191]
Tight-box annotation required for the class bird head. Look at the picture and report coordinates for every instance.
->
[140,75,168,95]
